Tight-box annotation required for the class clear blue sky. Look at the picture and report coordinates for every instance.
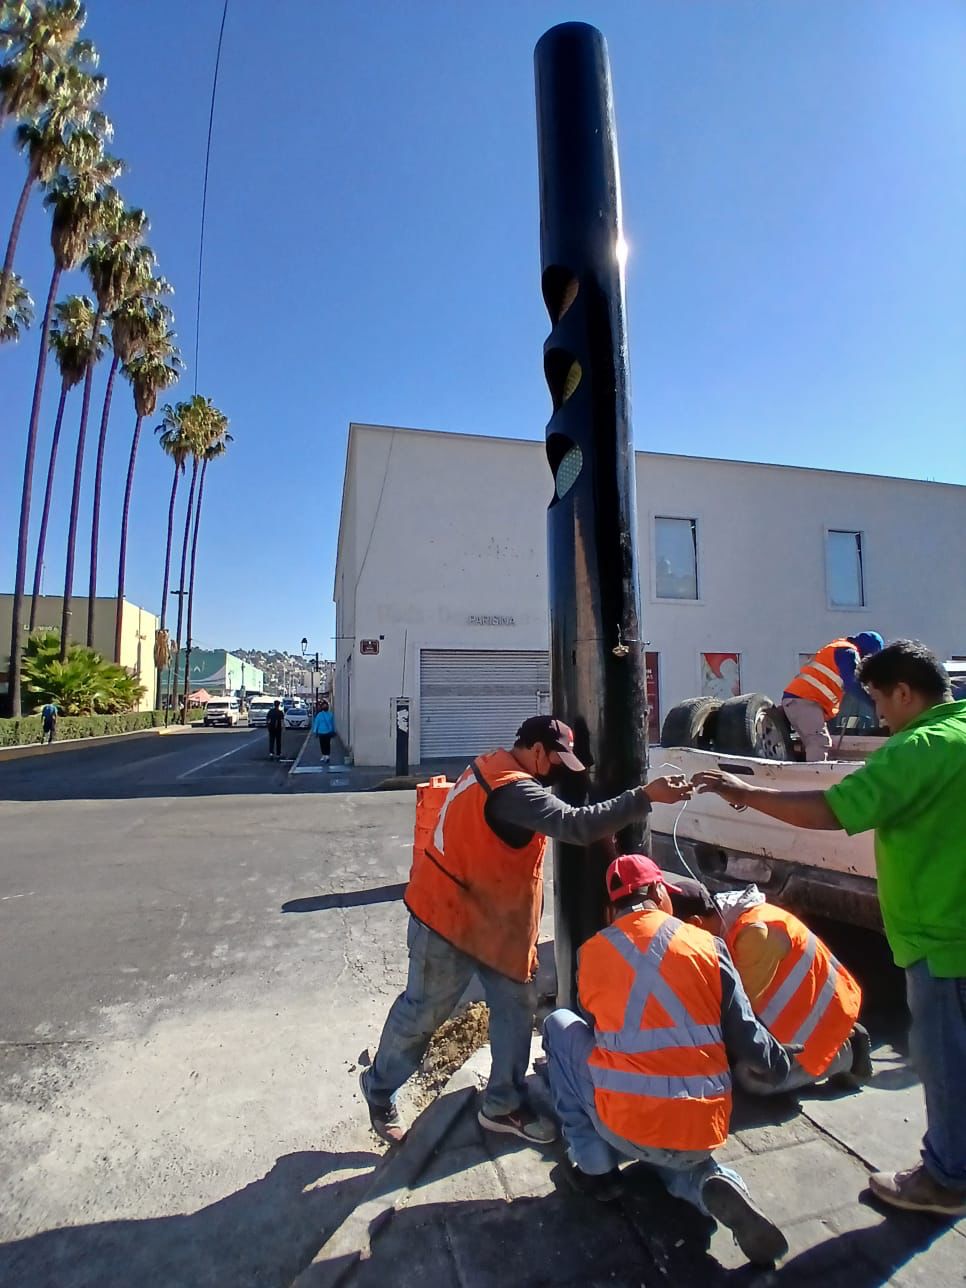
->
[3,0,964,656]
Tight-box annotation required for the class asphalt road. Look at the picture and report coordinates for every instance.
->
[0,724,309,801]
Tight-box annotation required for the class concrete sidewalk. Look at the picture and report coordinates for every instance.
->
[295,1037,965,1288]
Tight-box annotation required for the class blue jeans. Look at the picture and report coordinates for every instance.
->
[362,916,537,1117]
[542,1009,745,1216]
[906,959,966,1190]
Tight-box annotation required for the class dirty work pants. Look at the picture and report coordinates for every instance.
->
[268,728,282,757]
[734,1036,853,1095]
[542,1009,744,1215]
[906,959,966,1190]
[781,695,832,761]
[362,915,536,1117]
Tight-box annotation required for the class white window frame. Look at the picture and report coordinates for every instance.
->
[651,513,703,605]
[824,527,867,611]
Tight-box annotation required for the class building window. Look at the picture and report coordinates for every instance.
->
[655,517,698,600]
[826,530,865,608]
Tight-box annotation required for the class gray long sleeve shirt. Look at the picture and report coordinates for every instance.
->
[484,778,652,849]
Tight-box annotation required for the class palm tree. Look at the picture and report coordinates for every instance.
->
[6,126,118,716]
[154,400,198,712]
[57,183,126,658]
[82,213,156,645]
[0,267,31,339]
[181,403,231,723]
[0,0,92,124]
[28,292,102,629]
[2,62,104,318]
[114,308,181,662]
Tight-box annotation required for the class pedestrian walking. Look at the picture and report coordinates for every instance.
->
[266,700,284,760]
[312,700,335,768]
[543,856,792,1265]
[39,701,58,745]
[359,715,692,1146]
[694,640,966,1217]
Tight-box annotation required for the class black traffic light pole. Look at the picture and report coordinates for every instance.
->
[535,22,649,1008]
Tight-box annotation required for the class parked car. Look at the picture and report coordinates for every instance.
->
[284,704,311,730]
[203,698,241,727]
[248,696,281,727]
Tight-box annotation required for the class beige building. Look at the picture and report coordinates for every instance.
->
[0,595,159,713]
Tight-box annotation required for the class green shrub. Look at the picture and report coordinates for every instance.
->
[0,710,166,748]
[20,629,147,715]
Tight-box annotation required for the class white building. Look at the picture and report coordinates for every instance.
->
[334,423,966,767]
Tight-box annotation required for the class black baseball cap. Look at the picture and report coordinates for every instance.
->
[515,716,586,772]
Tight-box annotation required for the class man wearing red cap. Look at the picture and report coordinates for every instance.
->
[543,855,794,1266]
[360,716,691,1146]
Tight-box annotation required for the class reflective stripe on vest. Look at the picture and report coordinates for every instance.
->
[759,931,843,1047]
[589,918,731,1099]
[432,769,477,855]
[796,665,842,706]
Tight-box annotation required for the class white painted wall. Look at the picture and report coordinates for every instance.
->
[335,424,966,766]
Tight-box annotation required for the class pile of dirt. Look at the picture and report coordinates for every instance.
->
[413,1001,489,1102]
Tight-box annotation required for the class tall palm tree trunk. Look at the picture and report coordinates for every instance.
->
[155,462,180,713]
[114,412,144,664]
[29,380,69,631]
[169,457,198,721]
[0,166,36,321]
[7,265,60,717]
[87,350,120,645]
[181,458,209,725]
[60,302,106,660]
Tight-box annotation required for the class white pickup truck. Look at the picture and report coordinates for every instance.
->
[647,664,966,930]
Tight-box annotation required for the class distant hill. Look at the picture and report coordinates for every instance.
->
[232,647,330,694]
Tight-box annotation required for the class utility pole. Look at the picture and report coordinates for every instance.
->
[535,22,649,1007]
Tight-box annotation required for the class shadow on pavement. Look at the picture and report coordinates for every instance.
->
[0,1148,380,1288]
[282,884,408,913]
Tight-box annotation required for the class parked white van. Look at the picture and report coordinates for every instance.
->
[247,696,281,728]
[203,697,241,727]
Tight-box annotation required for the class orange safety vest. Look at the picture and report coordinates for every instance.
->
[579,910,732,1153]
[726,904,861,1077]
[404,749,546,982]
[785,638,857,719]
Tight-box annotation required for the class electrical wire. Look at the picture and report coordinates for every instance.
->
[657,761,727,932]
[194,0,230,392]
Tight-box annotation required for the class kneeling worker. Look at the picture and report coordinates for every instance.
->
[543,856,793,1266]
[360,717,692,1146]
[681,886,871,1093]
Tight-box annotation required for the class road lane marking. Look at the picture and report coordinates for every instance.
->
[177,734,259,780]
[0,892,34,901]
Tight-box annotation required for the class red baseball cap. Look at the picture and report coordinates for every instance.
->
[606,854,682,903]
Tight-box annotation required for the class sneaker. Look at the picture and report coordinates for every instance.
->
[560,1160,622,1202]
[869,1164,966,1217]
[702,1174,789,1266]
[478,1104,558,1144]
[359,1071,407,1146]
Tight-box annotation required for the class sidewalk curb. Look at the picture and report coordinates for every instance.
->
[291,1058,487,1288]
[288,732,313,776]
[0,723,194,762]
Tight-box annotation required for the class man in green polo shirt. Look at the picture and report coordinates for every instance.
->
[692,640,966,1219]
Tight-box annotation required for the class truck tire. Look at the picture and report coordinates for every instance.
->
[715,693,796,760]
[660,697,722,749]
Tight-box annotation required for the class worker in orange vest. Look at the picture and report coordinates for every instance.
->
[783,632,883,760]
[679,886,872,1094]
[542,855,794,1267]
[359,716,692,1147]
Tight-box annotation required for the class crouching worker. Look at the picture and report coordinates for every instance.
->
[682,886,871,1094]
[543,856,793,1267]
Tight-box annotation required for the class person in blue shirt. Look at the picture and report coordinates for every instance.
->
[40,701,58,745]
[782,631,884,760]
[312,701,335,769]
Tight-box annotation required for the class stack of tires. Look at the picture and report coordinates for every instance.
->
[659,692,797,761]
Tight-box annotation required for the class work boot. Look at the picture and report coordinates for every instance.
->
[560,1160,623,1203]
[358,1071,407,1146]
[869,1164,966,1217]
[702,1174,789,1265]
[478,1102,558,1144]
[829,1023,873,1089]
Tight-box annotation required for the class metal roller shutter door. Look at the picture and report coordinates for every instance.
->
[420,649,550,757]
